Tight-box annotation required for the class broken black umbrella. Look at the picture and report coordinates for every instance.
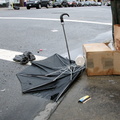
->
[16,13,85,102]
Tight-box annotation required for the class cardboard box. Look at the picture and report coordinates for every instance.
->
[114,24,120,51]
[113,51,120,74]
[83,43,113,76]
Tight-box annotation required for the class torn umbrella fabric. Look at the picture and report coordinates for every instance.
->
[17,54,85,101]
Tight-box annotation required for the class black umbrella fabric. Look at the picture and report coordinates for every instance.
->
[17,54,85,101]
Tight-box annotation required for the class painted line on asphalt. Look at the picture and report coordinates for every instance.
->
[0,49,46,63]
[0,17,112,25]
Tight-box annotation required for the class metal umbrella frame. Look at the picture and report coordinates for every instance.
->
[60,13,71,64]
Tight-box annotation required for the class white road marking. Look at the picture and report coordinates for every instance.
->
[51,29,58,32]
[0,49,46,63]
[0,17,111,62]
[0,17,112,25]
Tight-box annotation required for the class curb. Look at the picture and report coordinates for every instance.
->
[0,7,26,10]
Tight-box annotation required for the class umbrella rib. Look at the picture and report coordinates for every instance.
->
[52,68,69,82]
[46,66,69,76]
[75,66,85,72]
[23,68,70,93]
[19,66,70,78]
[19,73,48,78]
[70,69,73,81]
[72,66,85,73]
[24,86,56,93]
[55,66,85,102]
[55,77,72,102]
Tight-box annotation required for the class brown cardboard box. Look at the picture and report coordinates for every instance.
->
[83,43,113,76]
[113,51,120,74]
[114,24,120,51]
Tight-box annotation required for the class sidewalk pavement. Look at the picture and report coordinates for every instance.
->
[0,7,26,10]
[48,72,120,120]
[48,31,120,120]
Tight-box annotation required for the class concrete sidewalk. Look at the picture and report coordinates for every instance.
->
[48,31,120,120]
[48,72,120,120]
[0,7,26,10]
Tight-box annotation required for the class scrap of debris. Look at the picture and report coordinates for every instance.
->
[13,51,36,65]
[37,49,46,53]
[78,95,91,103]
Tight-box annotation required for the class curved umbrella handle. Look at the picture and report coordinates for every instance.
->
[60,13,69,23]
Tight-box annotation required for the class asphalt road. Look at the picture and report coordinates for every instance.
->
[0,6,112,120]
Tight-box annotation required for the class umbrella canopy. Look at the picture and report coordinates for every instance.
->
[17,54,85,101]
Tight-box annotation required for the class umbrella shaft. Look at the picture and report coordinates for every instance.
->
[62,23,71,64]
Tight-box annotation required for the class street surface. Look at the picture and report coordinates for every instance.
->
[0,6,112,120]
